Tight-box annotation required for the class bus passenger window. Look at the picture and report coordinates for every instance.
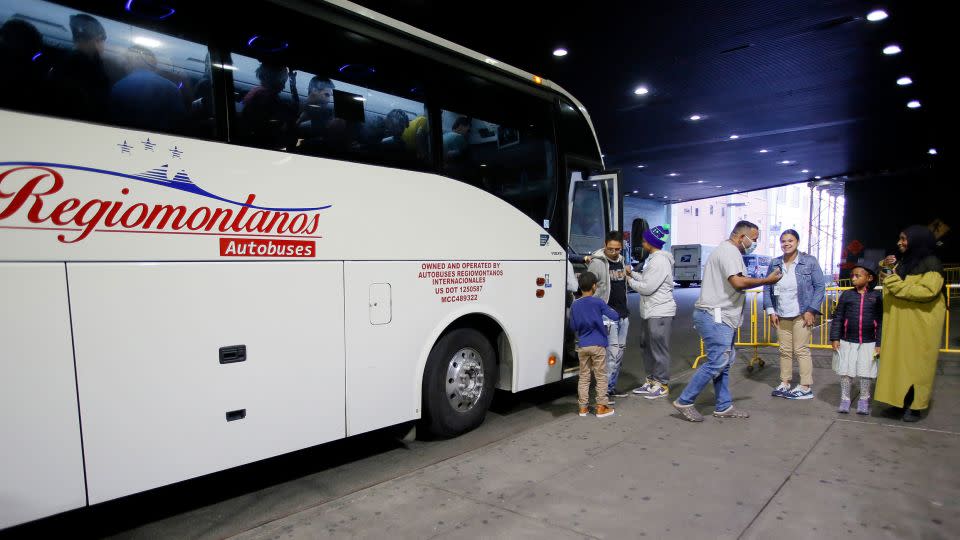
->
[440,108,557,226]
[0,0,215,139]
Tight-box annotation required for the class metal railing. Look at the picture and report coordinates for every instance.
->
[692,284,960,368]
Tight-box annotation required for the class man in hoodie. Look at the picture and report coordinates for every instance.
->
[587,231,637,399]
[629,225,677,400]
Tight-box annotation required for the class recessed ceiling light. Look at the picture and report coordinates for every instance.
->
[867,10,889,22]
[729,134,740,140]
[801,169,810,173]
[668,172,679,177]
[907,100,921,109]
[759,149,769,153]
[929,148,938,155]
[689,114,702,121]
[634,86,649,95]
[715,185,722,188]
[663,196,668,199]
[697,180,705,183]
[883,44,902,55]
[815,176,822,179]
[633,190,639,193]
[780,160,793,165]
[648,193,654,196]
[897,76,913,86]
[553,48,568,57]
[636,164,646,168]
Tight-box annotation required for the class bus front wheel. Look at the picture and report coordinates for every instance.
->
[421,328,496,438]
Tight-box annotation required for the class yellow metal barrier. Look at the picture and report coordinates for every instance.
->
[692,284,960,369]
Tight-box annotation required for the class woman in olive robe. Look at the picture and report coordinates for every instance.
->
[875,225,946,422]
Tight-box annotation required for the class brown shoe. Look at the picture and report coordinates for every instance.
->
[578,405,589,417]
[595,404,615,418]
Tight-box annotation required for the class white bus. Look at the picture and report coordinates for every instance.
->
[0,0,621,529]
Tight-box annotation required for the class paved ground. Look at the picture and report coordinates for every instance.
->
[5,289,959,539]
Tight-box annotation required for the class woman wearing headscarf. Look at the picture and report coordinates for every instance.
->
[875,225,946,422]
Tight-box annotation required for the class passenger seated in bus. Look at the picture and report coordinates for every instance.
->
[0,19,44,112]
[47,14,112,121]
[401,112,429,161]
[240,62,299,149]
[187,53,214,133]
[443,116,470,159]
[109,45,185,132]
[380,108,410,150]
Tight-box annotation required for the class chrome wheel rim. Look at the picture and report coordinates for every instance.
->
[445,347,485,412]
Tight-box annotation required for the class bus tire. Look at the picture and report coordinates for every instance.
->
[420,328,496,438]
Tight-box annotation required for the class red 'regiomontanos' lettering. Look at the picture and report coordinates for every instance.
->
[0,166,324,244]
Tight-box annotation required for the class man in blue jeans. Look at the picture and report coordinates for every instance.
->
[587,231,640,400]
[673,221,782,421]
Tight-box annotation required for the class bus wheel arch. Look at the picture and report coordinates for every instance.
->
[419,314,511,438]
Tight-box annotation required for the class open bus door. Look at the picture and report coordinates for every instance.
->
[563,168,622,375]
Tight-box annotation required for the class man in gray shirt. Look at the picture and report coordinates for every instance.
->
[673,221,782,422]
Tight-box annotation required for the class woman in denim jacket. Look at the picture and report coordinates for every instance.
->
[763,230,826,400]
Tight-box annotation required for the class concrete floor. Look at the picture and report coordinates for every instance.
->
[5,290,959,539]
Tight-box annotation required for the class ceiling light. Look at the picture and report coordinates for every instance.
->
[636,164,646,168]
[759,149,769,153]
[867,10,889,22]
[689,115,702,121]
[883,44,902,55]
[715,185,722,188]
[801,169,810,173]
[634,86,649,95]
[929,148,938,155]
[648,193,654,196]
[897,76,913,86]
[907,100,921,109]
[668,172,679,177]
[780,160,793,165]
[633,190,639,193]
[133,36,162,48]
[815,176,822,179]
[663,196,668,199]
[553,48,568,57]
[729,134,740,140]
[697,180,704,183]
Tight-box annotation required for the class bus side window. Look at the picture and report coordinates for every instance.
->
[0,0,215,139]
[224,6,431,170]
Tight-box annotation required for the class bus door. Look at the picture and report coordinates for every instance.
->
[563,168,622,374]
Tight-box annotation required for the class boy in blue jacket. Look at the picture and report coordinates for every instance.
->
[570,271,620,417]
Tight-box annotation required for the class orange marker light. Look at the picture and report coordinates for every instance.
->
[536,289,545,298]
[533,75,543,84]
[548,355,557,366]
[536,277,546,286]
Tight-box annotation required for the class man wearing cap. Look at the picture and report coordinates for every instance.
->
[48,13,110,120]
[628,225,677,400]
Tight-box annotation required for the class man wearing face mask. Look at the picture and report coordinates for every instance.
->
[673,221,783,422]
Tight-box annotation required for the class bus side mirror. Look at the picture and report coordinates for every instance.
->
[631,217,650,264]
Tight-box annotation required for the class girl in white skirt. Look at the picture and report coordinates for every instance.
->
[830,265,883,414]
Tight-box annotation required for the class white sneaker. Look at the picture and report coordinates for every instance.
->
[632,381,655,395]
[771,382,791,397]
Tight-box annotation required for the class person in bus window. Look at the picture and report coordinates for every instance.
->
[380,108,410,150]
[0,18,44,112]
[109,45,185,132]
[241,62,299,149]
[297,76,336,136]
[47,13,111,121]
[443,116,470,159]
